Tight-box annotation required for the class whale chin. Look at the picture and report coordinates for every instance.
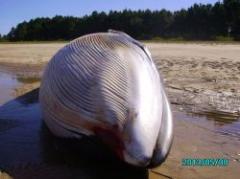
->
[122,151,151,167]
[122,91,173,168]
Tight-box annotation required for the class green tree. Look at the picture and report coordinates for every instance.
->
[5,1,240,41]
[224,0,240,39]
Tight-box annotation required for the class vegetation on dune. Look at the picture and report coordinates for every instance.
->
[1,0,240,41]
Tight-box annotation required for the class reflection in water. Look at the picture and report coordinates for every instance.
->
[15,88,39,105]
[0,89,147,179]
[175,107,240,139]
[16,76,41,84]
[0,71,41,105]
[0,72,20,104]
[194,110,240,125]
[192,109,240,139]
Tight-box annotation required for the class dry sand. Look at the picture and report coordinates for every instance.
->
[0,42,240,178]
[147,43,240,114]
[0,43,64,65]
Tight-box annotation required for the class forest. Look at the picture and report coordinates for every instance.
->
[1,0,240,41]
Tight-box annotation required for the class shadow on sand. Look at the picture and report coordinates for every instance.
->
[0,89,148,179]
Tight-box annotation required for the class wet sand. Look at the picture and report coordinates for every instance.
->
[0,43,240,178]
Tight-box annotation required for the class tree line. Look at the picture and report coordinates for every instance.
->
[1,0,240,41]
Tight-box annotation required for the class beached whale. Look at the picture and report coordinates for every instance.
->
[39,30,173,167]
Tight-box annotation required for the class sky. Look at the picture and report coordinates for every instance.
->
[0,0,220,35]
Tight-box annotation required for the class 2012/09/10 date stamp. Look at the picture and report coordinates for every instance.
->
[182,158,229,167]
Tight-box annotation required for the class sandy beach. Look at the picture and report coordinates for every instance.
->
[0,42,240,178]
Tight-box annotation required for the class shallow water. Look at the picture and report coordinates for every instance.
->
[192,109,240,139]
[0,72,147,178]
[0,89,147,179]
[174,107,240,139]
[0,72,21,104]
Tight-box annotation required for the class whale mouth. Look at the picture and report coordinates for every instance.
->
[123,151,151,167]
[148,136,174,168]
[149,92,174,168]
[121,135,173,168]
[121,90,173,168]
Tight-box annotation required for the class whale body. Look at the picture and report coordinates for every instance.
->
[39,30,173,167]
